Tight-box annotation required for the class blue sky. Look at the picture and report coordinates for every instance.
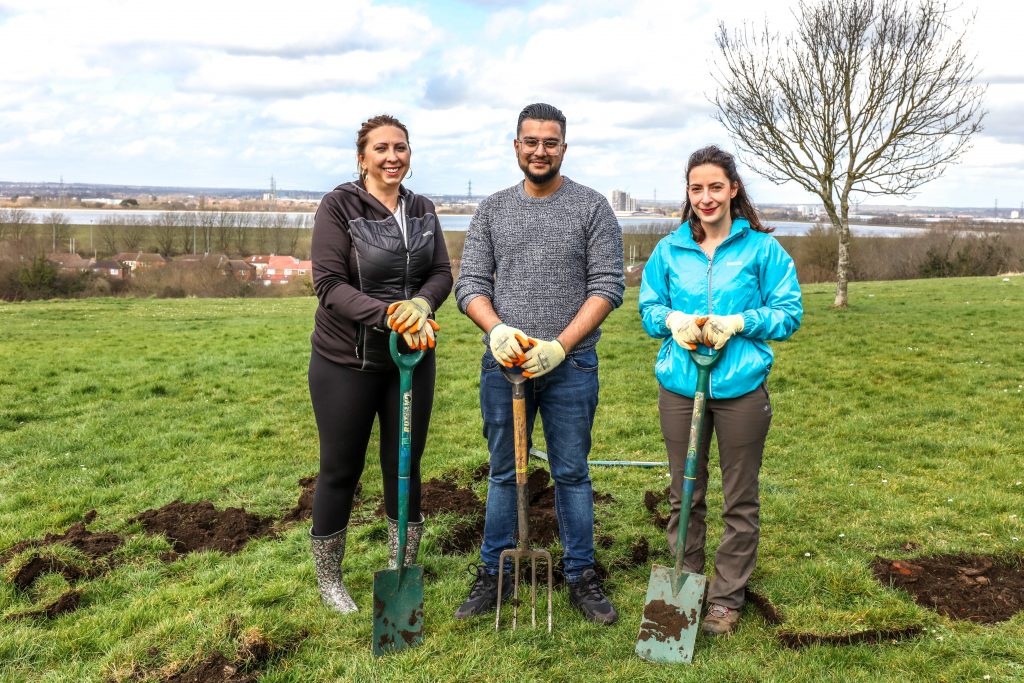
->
[1,0,1022,208]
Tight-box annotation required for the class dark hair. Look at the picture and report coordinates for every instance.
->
[356,114,409,182]
[682,145,771,242]
[517,103,566,138]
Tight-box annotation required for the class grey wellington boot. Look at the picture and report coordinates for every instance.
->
[309,527,358,613]
[386,515,425,569]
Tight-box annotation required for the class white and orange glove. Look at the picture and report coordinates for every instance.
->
[521,338,564,379]
[702,314,744,350]
[406,318,440,350]
[666,311,707,350]
[488,322,529,367]
[386,297,430,334]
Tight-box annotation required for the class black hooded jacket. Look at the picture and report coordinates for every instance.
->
[310,181,452,371]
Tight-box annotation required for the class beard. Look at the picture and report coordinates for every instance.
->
[519,156,561,185]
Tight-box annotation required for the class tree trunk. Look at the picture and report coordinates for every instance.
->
[833,194,852,308]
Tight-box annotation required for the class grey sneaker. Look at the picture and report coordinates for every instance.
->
[567,568,618,625]
[454,563,512,619]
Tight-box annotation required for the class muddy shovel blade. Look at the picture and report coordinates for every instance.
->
[635,564,706,664]
[371,566,424,657]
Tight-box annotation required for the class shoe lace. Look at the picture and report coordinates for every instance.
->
[573,574,606,602]
[707,604,732,618]
[465,563,495,598]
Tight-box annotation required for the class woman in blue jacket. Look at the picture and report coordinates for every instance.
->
[639,145,802,636]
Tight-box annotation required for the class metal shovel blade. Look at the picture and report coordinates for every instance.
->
[371,566,424,657]
[635,565,706,664]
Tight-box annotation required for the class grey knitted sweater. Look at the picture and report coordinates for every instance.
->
[455,177,625,353]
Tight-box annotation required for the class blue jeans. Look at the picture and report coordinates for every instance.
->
[478,348,599,582]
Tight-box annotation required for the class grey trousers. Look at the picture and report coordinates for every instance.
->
[659,383,773,610]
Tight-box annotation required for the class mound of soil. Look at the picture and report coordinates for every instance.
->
[132,501,274,556]
[1,510,123,566]
[872,554,1024,623]
[8,589,82,620]
[470,462,490,482]
[157,629,292,683]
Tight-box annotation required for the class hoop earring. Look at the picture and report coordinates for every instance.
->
[405,168,413,180]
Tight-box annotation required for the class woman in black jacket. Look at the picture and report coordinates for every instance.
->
[308,114,453,613]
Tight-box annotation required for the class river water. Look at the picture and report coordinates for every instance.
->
[19,208,926,237]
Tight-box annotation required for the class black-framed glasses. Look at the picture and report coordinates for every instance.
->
[518,137,564,152]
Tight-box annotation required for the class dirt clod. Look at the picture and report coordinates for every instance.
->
[280,475,317,523]
[628,538,650,567]
[132,501,274,557]
[643,487,671,529]
[637,599,696,642]
[872,554,1024,623]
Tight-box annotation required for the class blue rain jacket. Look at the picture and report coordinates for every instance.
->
[639,218,802,399]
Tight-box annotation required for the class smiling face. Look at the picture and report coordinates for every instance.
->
[687,163,738,234]
[358,125,410,193]
[514,118,566,187]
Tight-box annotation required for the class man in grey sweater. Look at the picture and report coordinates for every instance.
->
[453,103,624,625]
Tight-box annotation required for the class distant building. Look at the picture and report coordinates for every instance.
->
[263,255,312,285]
[89,259,126,279]
[113,251,167,274]
[46,252,90,272]
[608,190,638,213]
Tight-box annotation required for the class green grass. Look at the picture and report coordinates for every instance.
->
[1,276,1023,682]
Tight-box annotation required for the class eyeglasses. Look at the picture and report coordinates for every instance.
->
[518,137,564,152]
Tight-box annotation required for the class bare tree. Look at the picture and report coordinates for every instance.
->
[1,208,38,243]
[152,212,180,256]
[214,211,235,254]
[44,212,72,252]
[98,218,121,255]
[122,215,147,251]
[714,0,985,306]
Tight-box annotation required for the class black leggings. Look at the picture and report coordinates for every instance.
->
[308,349,436,536]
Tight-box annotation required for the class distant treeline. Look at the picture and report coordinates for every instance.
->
[2,210,1022,301]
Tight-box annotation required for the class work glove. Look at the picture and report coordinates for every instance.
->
[406,319,440,350]
[488,322,529,367]
[386,297,430,333]
[702,314,744,350]
[521,338,565,379]
[665,311,707,350]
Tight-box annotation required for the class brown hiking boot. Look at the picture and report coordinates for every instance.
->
[702,603,740,635]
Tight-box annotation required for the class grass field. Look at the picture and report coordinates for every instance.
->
[1,276,1022,682]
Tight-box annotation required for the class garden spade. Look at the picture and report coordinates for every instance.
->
[495,364,553,633]
[636,346,721,664]
[372,332,425,656]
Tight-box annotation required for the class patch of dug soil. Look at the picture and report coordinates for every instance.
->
[280,475,317,523]
[12,556,85,590]
[1,510,123,566]
[643,487,671,529]
[8,589,82,620]
[746,589,785,625]
[872,554,1024,623]
[778,626,923,649]
[132,501,274,557]
[161,653,255,683]
[436,519,485,555]
[470,462,490,482]
[157,628,297,683]
[628,537,650,567]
